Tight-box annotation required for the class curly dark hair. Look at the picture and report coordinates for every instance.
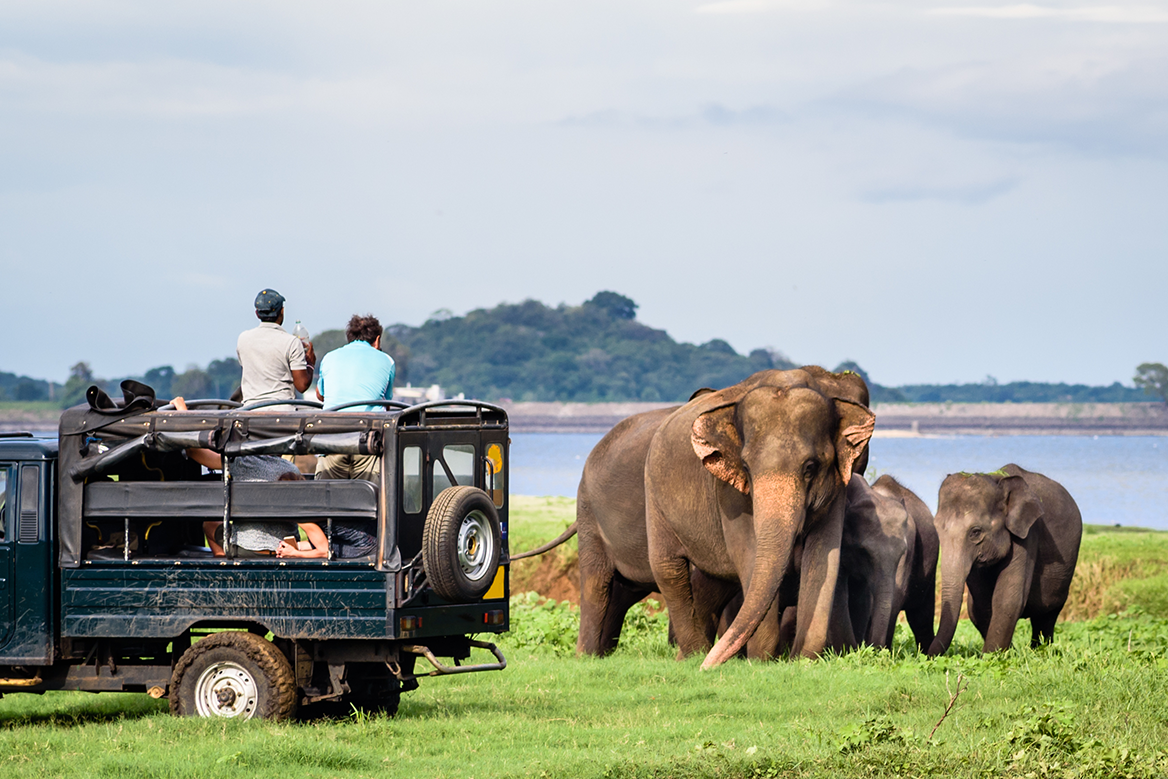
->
[346,314,383,345]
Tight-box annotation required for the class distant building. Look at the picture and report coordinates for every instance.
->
[393,383,463,404]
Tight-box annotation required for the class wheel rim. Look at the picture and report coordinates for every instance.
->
[457,510,494,582]
[194,661,260,719]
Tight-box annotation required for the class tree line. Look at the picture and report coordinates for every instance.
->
[1,291,1161,406]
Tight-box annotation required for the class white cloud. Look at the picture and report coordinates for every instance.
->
[929,4,1168,23]
[694,0,830,14]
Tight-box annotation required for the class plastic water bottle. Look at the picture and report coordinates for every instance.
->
[292,320,310,347]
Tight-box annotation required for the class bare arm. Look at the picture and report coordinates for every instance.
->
[277,523,329,558]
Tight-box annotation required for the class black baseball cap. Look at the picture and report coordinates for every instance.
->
[254,289,286,315]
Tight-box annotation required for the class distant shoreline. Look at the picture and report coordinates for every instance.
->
[5,401,1168,436]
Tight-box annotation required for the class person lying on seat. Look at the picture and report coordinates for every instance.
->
[171,396,324,557]
[275,517,377,560]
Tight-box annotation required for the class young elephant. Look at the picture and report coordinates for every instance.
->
[837,477,916,650]
[871,475,938,651]
[928,464,1082,656]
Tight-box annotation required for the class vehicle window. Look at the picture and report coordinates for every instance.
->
[0,469,7,540]
[402,446,422,514]
[485,444,504,508]
[433,444,475,496]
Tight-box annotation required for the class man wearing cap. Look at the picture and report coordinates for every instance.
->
[236,289,316,405]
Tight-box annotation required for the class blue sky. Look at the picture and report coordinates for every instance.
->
[2,1,1165,387]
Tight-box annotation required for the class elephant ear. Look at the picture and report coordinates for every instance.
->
[691,402,749,494]
[1001,475,1043,539]
[833,399,875,486]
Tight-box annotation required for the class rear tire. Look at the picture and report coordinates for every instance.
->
[423,486,501,601]
[170,631,297,721]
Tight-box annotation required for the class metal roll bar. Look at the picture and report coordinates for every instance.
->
[325,400,410,412]
[239,399,325,411]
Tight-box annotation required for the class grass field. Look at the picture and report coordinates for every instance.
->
[2,497,1167,779]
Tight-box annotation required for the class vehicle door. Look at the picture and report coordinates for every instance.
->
[0,464,13,650]
[396,432,479,560]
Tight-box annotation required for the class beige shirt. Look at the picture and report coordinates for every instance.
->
[236,322,307,404]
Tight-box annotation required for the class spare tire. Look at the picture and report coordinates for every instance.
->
[423,486,502,601]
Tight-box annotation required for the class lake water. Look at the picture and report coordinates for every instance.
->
[509,433,1168,530]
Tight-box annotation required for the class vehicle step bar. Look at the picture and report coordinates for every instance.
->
[397,641,507,677]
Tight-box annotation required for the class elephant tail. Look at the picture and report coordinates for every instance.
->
[510,522,579,560]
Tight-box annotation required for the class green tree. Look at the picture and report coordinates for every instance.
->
[1134,362,1168,404]
[585,291,638,320]
[59,362,95,408]
[171,368,213,399]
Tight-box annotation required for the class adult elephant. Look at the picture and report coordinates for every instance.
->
[576,367,870,659]
[928,464,1082,656]
[645,373,875,668]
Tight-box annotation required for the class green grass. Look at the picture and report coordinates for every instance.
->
[509,495,577,555]
[3,501,1167,778]
[0,401,60,414]
[3,616,1167,778]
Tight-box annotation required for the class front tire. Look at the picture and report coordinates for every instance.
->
[423,486,502,601]
[170,631,297,721]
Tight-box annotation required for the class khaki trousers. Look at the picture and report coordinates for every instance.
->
[315,453,380,482]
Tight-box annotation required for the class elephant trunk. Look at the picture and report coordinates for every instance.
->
[928,549,972,657]
[866,581,896,649]
[701,476,801,670]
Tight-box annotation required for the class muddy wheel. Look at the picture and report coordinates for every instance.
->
[170,631,297,721]
[423,486,501,601]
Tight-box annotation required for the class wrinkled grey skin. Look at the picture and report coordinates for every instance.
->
[576,368,870,660]
[871,475,938,651]
[576,406,677,656]
[838,476,934,650]
[928,464,1082,656]
[646,373,874,668]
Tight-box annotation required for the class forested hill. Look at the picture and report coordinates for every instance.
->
[376,292,795,402]
[0,290,1156,405]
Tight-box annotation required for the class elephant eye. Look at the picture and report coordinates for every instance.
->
[802,460,819,481]
[969,527,984,543]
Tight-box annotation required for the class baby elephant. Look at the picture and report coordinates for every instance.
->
[837,476,938,651]
[928,464,1082,656]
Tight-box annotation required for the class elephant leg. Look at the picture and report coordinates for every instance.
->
[1030,612,1058,648]
[647,502,712,658]
[576,507,620,656]
[845,576,869,649]
[745,600,782,660]
[792,501,845,658]
[689,568,739,646]
[777,606,797,656]
[982,553,1029,653]
[903,587,936,652]
[598,574,653,653]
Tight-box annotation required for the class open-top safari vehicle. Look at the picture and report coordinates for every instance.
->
[0,385,510,719]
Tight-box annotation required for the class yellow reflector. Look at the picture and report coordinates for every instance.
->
[486,444,504,475]
[483,566,505,600]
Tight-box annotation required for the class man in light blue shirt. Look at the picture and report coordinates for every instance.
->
[315,314,396,481]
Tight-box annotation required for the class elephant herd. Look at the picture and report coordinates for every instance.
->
[558,367,1083,669]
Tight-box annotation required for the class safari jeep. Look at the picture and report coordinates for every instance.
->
[0,388,510,720]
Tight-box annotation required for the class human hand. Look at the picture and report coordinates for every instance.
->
[172,397,188,411]
[304,341,316,365]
